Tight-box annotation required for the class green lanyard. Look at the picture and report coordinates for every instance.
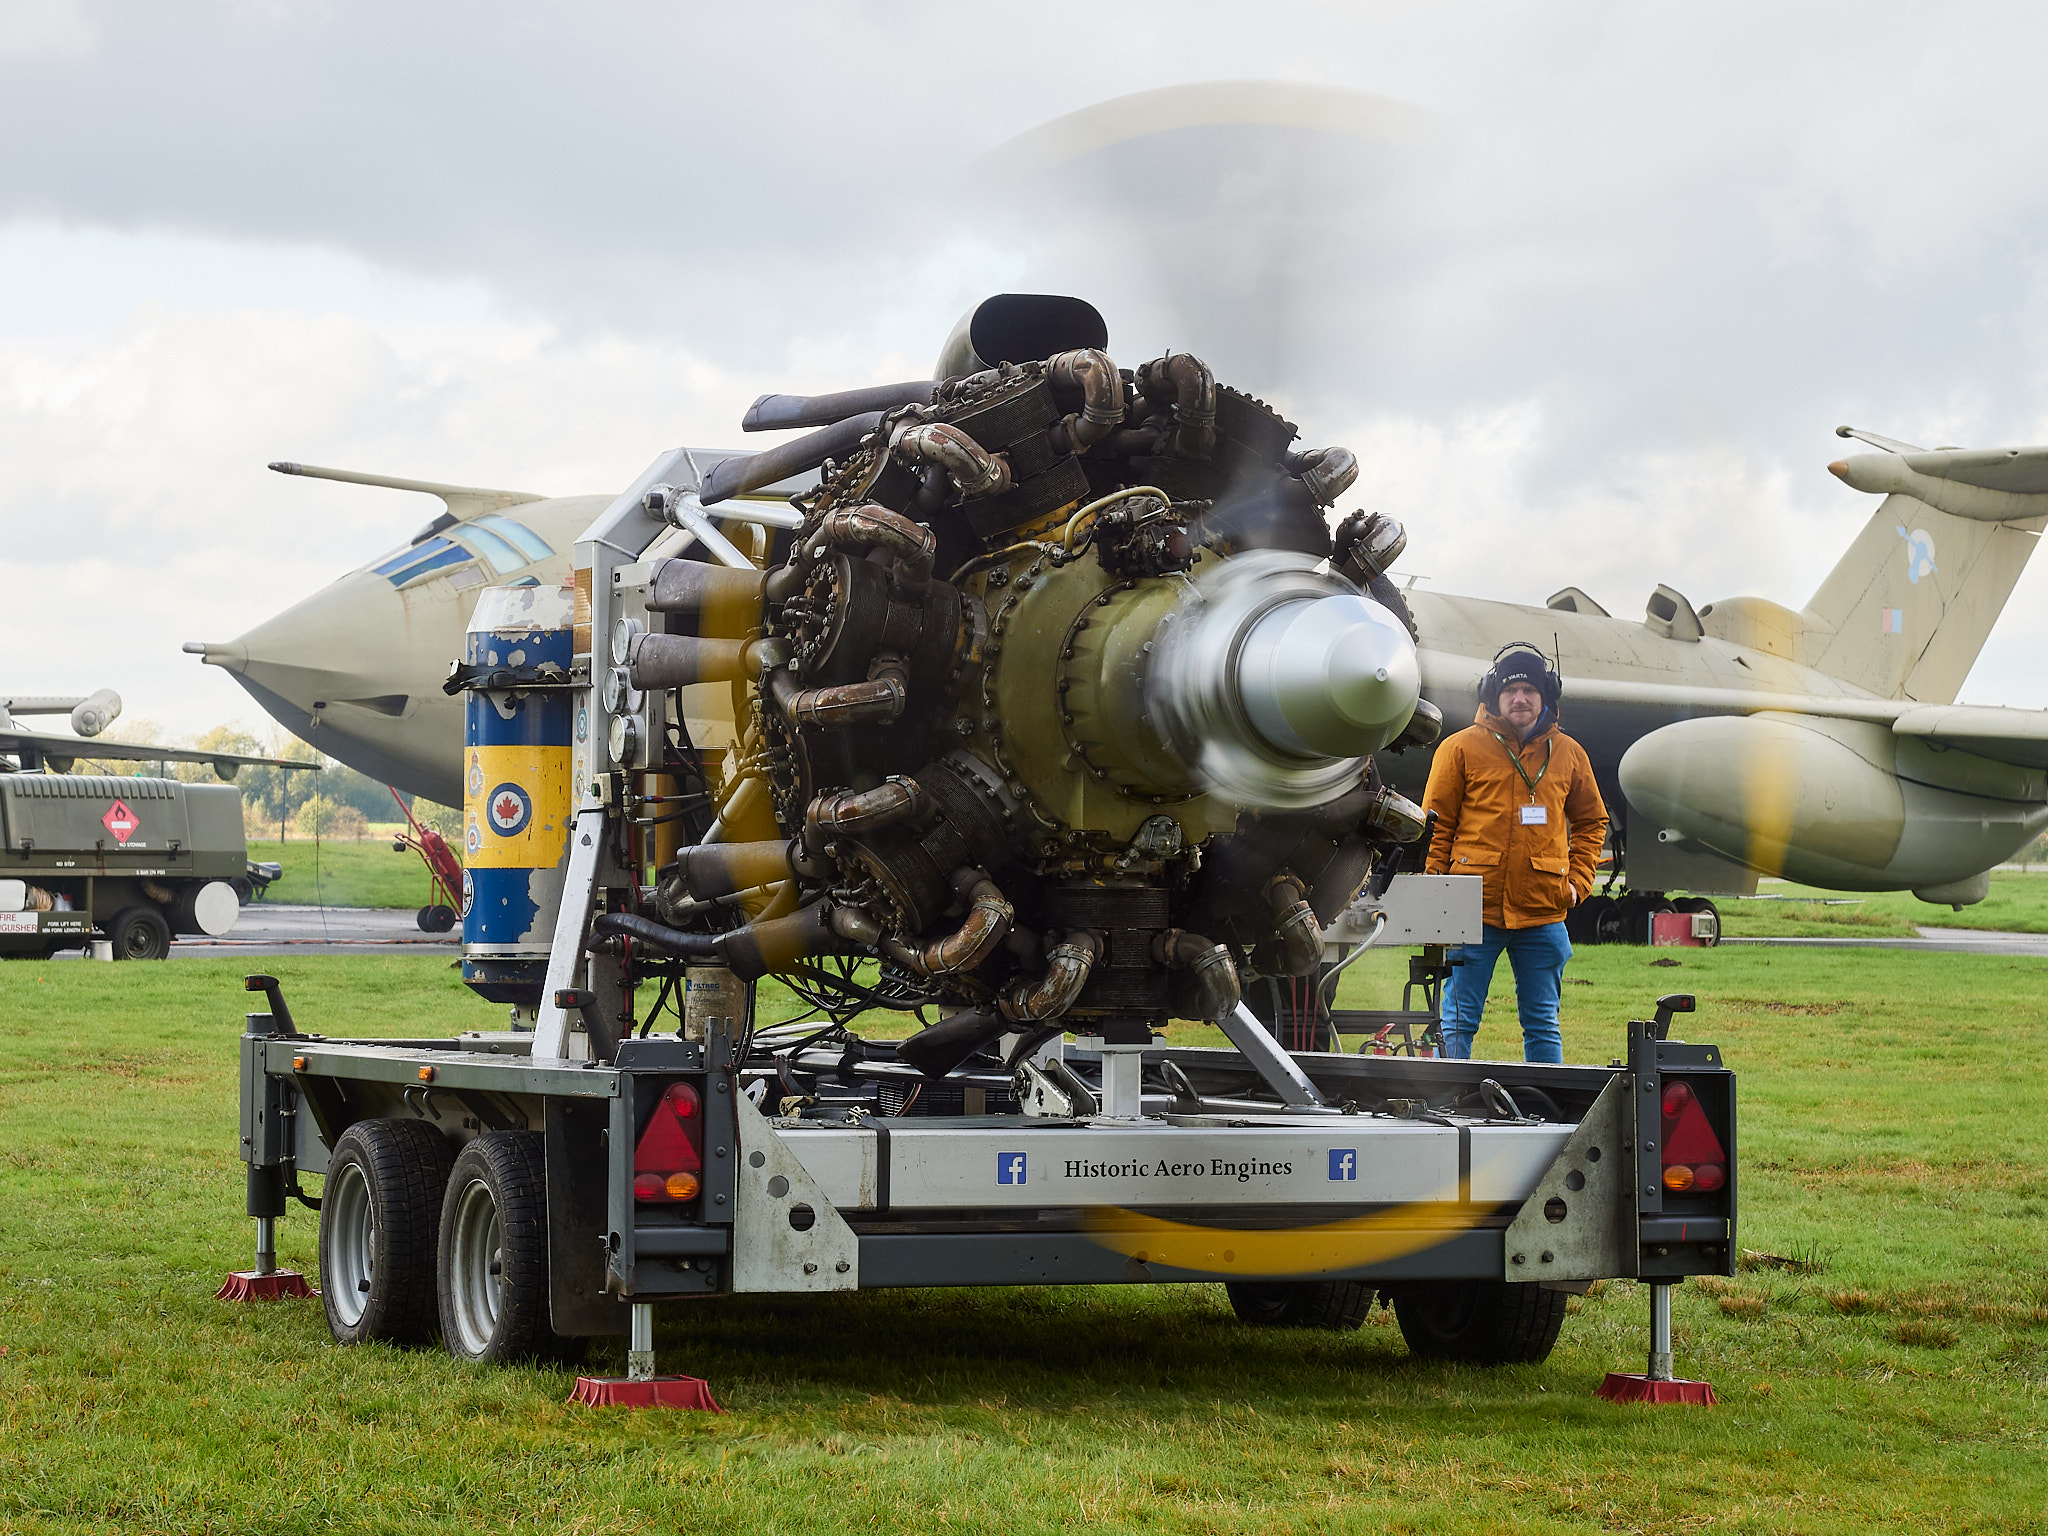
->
[1488,731,1553,802]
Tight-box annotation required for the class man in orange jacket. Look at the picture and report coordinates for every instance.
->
[1422,645,1608,1062]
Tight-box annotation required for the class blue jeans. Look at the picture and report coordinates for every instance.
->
[1440,921,1571,1063]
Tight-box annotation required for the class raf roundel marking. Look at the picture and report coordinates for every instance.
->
[487,783,533,837]
[1896,524,1938,584]
[460,869,474,919]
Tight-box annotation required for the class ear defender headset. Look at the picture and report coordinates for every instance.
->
[1476,642,1562,712]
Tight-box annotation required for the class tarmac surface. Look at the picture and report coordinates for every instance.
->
[167,904,462,958]
[1720,927,2048,958]
[49,904,453,960]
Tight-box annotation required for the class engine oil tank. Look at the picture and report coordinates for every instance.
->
[461,584,574,1005]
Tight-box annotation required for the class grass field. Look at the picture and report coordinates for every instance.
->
[2,947,2045,1533]
[1625,870,2048,941]
[244,835,448,911]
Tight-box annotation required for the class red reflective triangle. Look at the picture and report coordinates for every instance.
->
[634,1092,702,1175]
[1665,1096,1726,1166]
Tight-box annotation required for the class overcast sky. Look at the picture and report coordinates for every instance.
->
[7,0,2048,744]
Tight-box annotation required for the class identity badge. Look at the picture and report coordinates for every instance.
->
[1519,804,1548,825]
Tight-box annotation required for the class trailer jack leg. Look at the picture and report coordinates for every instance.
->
[569,1303,724,1411]
[216,1175,313,1301]
[1597,1282,1717,1405]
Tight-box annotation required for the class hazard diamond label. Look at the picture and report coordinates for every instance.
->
[102,799,140,844]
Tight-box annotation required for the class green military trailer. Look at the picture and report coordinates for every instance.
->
[0,773,251,959]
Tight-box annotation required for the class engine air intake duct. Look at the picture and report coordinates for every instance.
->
[934,293,1109,379]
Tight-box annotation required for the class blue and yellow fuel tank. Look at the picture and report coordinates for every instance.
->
[460,584,574,1005]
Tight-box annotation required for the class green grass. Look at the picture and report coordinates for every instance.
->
[2,949,2046,1533]
[1685,869,2048,940]
[244,836,448,911]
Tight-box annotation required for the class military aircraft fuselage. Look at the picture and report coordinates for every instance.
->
[195,494,610,807]
[1384,590,2048,900]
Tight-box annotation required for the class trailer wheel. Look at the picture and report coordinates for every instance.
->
[438,1132,568,1364]
[417,904,458,934]
[107,905,171,961]
[1391,1280,1567,1364]
[1224,1279,1377,1330]
[319,1118,456,1347]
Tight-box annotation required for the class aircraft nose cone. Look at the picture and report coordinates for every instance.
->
[193,569,465,804]
[187,640,248,673]
[1239,592,1421,759]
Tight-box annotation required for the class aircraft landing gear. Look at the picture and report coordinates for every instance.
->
[1568,891,1719,946]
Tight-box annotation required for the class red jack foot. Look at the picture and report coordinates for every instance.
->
[216,1270,316,1301]
[1598,1372,1717,1405]
[569,1375,724,1411]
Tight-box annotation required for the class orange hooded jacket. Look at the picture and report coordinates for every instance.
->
[1422,706,1609,931]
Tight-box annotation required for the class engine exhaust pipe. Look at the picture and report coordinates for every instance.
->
[743,381,939,433]
[626,633,753,690]
[675,840,796,900]
[646,560,767,626]
[894,1006,1009,1079]
[594,900,850,982]
[700,412,884,506]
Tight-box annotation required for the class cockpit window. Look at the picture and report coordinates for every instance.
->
[473,513,554,564]
[370,514,553,588]
[457,523,527,576]
[374,536,474,586]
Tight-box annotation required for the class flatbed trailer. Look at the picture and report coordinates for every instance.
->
[231,410,1738,1399]
[237,979,1733,1380]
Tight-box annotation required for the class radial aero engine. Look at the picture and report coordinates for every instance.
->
[586,298,1442,1075]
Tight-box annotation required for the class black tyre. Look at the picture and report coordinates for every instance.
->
[1225,1279,1377,1330]
[229,876,255,905]
[417,904,458,934]
[1391,1280,1567,1364]
[437,1131,568,1364]
[1567,893,1614,945]
[319,1117,456,1346]
[1673,896,1721,946]
[107,904,171,961]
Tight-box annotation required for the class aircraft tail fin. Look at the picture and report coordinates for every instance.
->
[268,462,546,523]
[1798,436,2048,702]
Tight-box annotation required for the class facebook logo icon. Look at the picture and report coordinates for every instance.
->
[996,1152,1028,1186]
[1328,1149,1357,1181]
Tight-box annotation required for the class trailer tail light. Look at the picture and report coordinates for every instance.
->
[633,1081,704,1205]
[1660,1076,1727,1197]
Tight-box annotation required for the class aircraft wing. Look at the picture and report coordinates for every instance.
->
[1887,703,2048,770]
[0,729,322,777]
[1525,670,2048,770]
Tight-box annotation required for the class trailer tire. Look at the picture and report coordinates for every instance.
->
[1224,1279,1377,1330]
[107,905,171,961]
[1391,1279,1567,1364]
[438,1132,572,1365]
[319,1117,456,1347]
